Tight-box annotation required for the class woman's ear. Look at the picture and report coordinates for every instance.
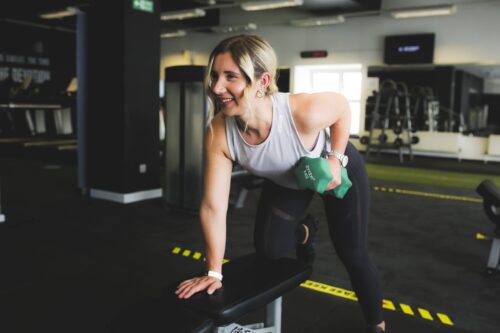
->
[258,72,271,89]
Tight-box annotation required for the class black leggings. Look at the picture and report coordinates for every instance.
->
[253,142,383,325]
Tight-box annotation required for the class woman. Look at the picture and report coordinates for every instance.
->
[175,35,386,333]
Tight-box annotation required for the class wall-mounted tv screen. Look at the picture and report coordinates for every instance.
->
[384,33,435,65]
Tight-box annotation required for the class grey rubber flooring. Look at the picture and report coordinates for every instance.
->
[0,155,499,333]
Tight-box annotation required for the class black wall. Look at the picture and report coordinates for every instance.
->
[0,21,75,97]
[368,65,455,110]
[454,70,484,120]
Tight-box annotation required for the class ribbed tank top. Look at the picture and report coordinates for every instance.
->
[225,92,326,189]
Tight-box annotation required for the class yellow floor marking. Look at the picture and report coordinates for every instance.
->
[382,299,396,311]
[373,186,481,203]
[476,233,487,240]
[436,313,454,326]
[171,247,454,326]
[418,308,434,321]
[301,280,358,301]
[400,303,415,315]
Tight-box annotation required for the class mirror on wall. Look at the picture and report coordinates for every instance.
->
[365,63,500,136]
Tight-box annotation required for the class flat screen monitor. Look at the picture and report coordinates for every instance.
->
[384,33,435,65]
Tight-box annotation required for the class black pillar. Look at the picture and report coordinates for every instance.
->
[87,0,161,203]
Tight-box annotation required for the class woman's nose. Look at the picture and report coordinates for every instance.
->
[212,79,226,94]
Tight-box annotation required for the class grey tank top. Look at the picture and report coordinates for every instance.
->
[225,92,327,189]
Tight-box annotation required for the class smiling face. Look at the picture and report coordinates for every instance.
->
[204,35,279,127]
[210,52,257,117]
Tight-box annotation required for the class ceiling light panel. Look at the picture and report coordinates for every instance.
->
[290,15,345,27]
[390,5,457,19]
[241,0,303,11]
[161,8,206,21]
[161,30,187,38]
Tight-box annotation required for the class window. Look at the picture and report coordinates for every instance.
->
[294,64,363,134]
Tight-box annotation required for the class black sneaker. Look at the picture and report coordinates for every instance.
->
[296,215,319,266]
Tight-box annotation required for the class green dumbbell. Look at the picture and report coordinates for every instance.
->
[293,156,352,199]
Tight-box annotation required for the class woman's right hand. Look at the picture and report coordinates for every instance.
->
[175,275,222,299]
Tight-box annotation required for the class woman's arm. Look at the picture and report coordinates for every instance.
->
[292,92,351,189]
[176,113,233,299]
[325,93,351,189]
[200,115,233,274]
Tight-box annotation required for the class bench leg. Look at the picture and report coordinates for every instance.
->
[213,297,283,333]
[487,238,500,270]
[266,297,282,333]
[234,188,248,209]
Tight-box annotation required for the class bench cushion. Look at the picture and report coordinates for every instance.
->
[181,253,311,326]
[477,180,500,207]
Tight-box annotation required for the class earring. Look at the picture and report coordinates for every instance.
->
[256,88,265,98]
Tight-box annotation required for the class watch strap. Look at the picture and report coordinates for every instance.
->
[207,270,223,281]
[327,150,345,162]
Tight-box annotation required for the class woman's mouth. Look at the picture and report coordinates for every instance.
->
[219,97,234,106]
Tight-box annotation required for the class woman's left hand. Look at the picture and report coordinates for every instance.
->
[325,157,342,191]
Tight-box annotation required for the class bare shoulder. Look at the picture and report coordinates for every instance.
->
[290,92,347,113]
[206,112,232,160]
[289,92,348,131]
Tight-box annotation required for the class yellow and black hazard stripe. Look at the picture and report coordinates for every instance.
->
[171,246,454,326]
[301,281,453,326]
[373,186,481,203]
[171,246,229,263]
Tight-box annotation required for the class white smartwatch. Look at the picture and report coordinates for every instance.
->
[207,270,223,281]
[327,150,349,167]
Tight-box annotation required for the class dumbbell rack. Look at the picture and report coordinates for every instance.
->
[363,80,417,163]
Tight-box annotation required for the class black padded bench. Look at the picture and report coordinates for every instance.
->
[109,253,311,333]
[476,180,500,276]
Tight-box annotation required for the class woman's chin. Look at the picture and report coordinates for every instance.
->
[222,107,238,117]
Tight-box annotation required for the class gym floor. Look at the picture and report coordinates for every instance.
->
[1,150,499,333]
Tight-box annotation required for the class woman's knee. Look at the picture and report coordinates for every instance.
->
[254,207,298,259]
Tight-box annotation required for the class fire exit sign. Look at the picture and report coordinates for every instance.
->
[133,0,154,13]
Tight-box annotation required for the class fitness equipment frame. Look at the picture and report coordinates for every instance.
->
[363,79,417,163]
[476,180,500,277]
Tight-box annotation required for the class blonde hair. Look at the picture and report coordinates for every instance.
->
[205,34,279,130]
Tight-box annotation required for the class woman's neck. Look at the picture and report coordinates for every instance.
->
[235,96,273,135]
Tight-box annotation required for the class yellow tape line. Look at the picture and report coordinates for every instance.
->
[171,246,454,326]
[418,308,433,321]
[382,299,396,311]
[373,186,482,203]
[437,313,454,326]
[400,303,415,316]
[301,280,358,301]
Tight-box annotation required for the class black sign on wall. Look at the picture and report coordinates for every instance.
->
[0,21,75,96]
[0,52,52,84]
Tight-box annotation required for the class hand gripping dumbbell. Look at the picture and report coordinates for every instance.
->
[293,156,352,199]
